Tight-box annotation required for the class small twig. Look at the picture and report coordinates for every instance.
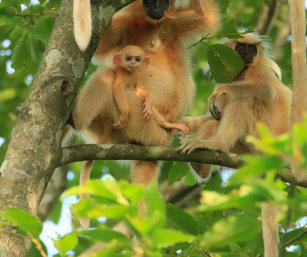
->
[32,238,47,257]
[280,229,307,249]
[188,34,210,49]
[15,9,56,18]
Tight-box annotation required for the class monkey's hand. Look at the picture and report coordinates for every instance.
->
[208,89,227,121]
[113,112,129,129]
[176,136,209,155]
[142,99,153,120]
[174,123,191,135]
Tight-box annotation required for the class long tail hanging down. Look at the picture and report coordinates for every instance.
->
[73,0,92,51]
[261,202,279,257]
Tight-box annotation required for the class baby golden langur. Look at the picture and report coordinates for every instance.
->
[112,45,190,134]
[178,33,292,257]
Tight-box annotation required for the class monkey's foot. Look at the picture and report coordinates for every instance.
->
[177,136,222,154]
[177,137,209,155]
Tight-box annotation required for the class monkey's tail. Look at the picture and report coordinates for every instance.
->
[261,202,279,257]
[73,0,92,51]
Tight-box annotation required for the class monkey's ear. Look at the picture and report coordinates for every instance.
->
[113,53,121,65]
[144,56,150,67]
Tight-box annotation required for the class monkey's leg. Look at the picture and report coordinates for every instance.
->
[130,160,159,185]
[79,160,93,228]
[261,203,279,257]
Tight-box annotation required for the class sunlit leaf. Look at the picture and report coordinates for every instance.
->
[207,44,245,83]
[119,180,144,204]
[53,233,78,257]
[201,215,260,249]
[80,229,129,243]
[151,228,194,247]
[0,88,16,102]
[0,208,42,238]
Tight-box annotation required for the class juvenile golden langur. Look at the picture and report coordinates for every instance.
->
[112,45,190,134]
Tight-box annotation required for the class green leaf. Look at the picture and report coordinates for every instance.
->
[144,182,165,220]
[119,180,144,205]
[53,233,78,257]
[229,155,284,185]
[87,204,135,219]
[184,169,198,186]
[0,208,42,238]
[11,33,28,69]
[126,212,164,235]
[64,179,128,205]
[0,89,17,102]
[168,162,189,185]
[87,240,132,257]
[80,229,129,243]
[201,215,260,249]
[217,0,230,14]
[207,44,245,83]
[0,24,14,40]
[166,203,199,235]
[151,228,194,248]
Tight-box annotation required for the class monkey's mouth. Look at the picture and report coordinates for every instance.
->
[127,66,138,72]
[146,11,164,20]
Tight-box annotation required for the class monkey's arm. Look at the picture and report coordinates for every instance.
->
[209,81,277,120]
[167,0,220,38]
[112,72,130,128]
[73,69,114,130]
[136,87,153,121]
[93,20,124,64]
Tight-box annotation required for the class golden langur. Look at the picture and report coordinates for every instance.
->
[68,0,220,227]
[178,33,292,257]
[71,0,220,184]
[112,45,190,134]
[73,0,92,51]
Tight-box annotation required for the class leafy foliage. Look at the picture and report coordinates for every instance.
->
[0,0,305,257]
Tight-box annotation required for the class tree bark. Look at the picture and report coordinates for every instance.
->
[0,0,133,256]
[289,0,307,181]
[289,0,307,124]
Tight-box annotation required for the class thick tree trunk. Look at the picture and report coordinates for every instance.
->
[0,1,132,256]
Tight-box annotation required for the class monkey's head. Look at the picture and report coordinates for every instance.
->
[226,34,269,66]
[142,0,170,20]
[113,45,150,72]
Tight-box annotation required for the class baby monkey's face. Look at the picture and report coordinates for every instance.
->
[123,55,143,72]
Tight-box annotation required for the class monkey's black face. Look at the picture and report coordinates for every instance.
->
[142,0,170,20]
[235,43,258,65]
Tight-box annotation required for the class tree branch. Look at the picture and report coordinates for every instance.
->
[59,144,307,187]
[280,229,307,249]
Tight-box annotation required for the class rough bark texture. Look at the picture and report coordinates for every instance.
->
[290,0,307,124]
[0,1,133,256]
[289,0,307,182]
[37,166,69,222]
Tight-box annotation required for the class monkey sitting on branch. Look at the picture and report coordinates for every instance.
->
[178,33,292,257]
[112,45,190,135]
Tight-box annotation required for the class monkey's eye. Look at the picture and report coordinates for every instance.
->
[135,57,142,62]
[125,56,132,61]
[248,45,257,53]
[235,43,246,52]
